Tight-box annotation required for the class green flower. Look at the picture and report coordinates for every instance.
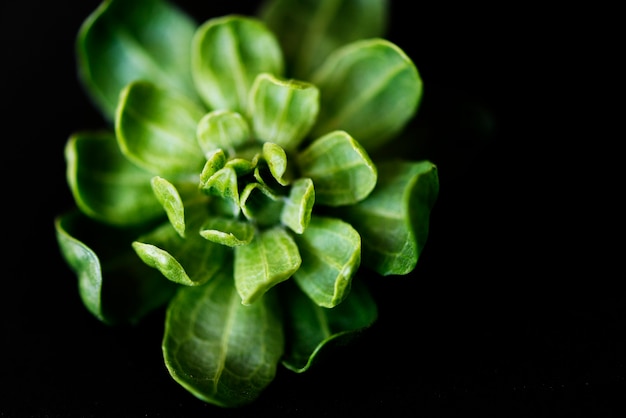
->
[55,0,439,408]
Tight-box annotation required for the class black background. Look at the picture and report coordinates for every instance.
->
[2,1,622,417]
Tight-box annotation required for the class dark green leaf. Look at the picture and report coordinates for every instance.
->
[296,130,377,206]
[192,15,284,113]
[335,160,439,275]
[310,39,422,151]
[55,211,176,325]
[116,81,205,178]
[260,0,388,79]
[281,279,377,372]
[163,265,284,407]
[77,0,198,119]
[65,131,163,226]
[293,216,360,307]
[239,182,283,226]
[234,227,301,305]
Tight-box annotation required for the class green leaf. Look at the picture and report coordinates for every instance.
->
[200,217,255,247]
[239,182,283,227]
[234,227,301,305]
[335,160,439,275]
[151,176,186,237]
[281,279,377,372]
[55,211,176,325]
[196,110,251,155]
[200,166,240,217]
[133,219,227,286]
[192,15,284,113]
[199,149,227,185]
[260,0,388,79]
[163,264,284,407]
[116,81,205,178]
[77,0,198,119]
[249,73,319,152]
[310,39,423,151]
[281,178,315,234]
[65,131,163,226]
[296,130,377,206]
[262,142,290,185]
[292,216,360,307]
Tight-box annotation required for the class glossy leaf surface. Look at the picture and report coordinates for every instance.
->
[260,0,388,79]
[151,176,186,237]
[234,227,301,305]
[297,130,377,206]
[280,177,315,234]
[281,279,377,372]
[293,216,360,308]
[55,211,176,324]
[192,15,284,113]
[196,110,251,155]
[65,131,163,226]
[249,73,319,152]
[336,160,439,275]
[116,81,205,178]
[311,39,422,151]
[163,265,284,407]
[77,0,197,119]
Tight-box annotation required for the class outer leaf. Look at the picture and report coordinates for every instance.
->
[65,131,163,226]
[296,130,377,206]
[200,217,255,247]
[281,279,377,372]
[280,177,315,234]
[192,15,284,113]
[249,73,319,152]
[310,39,423,151]
[196,110,251,155]
[234,227,301,305]
[55,211,176,325]
[116,81,205,178]
[133,218,227,286]
[151,176,185,237]
[335,160,439,275]
[77,0,198,119]
[292,216,360,308]
[260,0,388,79]
[163,264,284,407]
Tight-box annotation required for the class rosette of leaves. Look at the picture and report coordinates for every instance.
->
[55,0,439,408]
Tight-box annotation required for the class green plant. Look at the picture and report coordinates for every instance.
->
[55,0,439,407]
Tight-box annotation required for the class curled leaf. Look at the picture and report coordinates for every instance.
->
[192,15,284,113]
[199,217,255,247]
[65,131,163,226]
[151,176,186,238]
[281,177,315,234]
[297,130,377,206]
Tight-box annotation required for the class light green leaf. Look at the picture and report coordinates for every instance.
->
[133,219,227,286]
[116,81,205,178]
[55,211,176,325]
[292,216,360,307]
[239,182,283,227]
[262,142,290,185]
[199,149,227,185]
[296,130,377,206]
[335,160,439,275]
[196,110,251,155]
[281,279,377,372]
[310,39,422,151]
[77,0,198,119]
[163,264,284,407]
[65,131,163,226]
[200,217,255,247]
[249,73,319,151]
[281,178,315,234]
[200,166,240,217]
[234,227,301,305]
[192,15,284,113]
[151,176,185,237]
[260,0,388,79]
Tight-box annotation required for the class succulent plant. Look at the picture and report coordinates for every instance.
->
[55,0,439,407]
